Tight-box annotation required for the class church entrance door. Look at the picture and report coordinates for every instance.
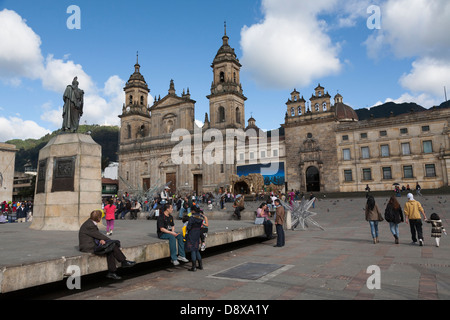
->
[306,166,320,192]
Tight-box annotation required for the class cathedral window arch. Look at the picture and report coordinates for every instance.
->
[298,106,302,115]
[236,107,241,124]
[218,106,225,122]
[127,124,131,139]
[322,102,327,111]
[315,103,319,112]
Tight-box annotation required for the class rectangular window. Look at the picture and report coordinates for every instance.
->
[422,125,430,132]
[362,168,372,181]
[401,143,411,155]
[361,147,370,159]
[360,133,368,139]
[239,153,244,161]
[382,167,392,180]
[400,128,408,135]
[403,165,413,179]
[379,130,387,137]
[425,164,436,177]
[272,149,278,157]
[343,148,351,161]
[381,144,390,157]
[423,140,433,153]
[342,135,349,141]
[344,170,353,182]
[260,150,266,158]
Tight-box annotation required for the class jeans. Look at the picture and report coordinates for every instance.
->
[369,221,379,238]
[191,250,201,262]
[389,222,399,237]
[275,224,285,246]
[179,207,185,219]
[159,233,186,261]
[409,219,423,243]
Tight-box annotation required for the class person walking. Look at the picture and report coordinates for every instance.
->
[104,198,116,236]
[415,182,422,196]
[426,213,446,247]
[157,203,189,266]
[273,199,285,247]
[384,196,404,244]
[365,196,384,244]
[404,193,427,246]
[79,210,136,280]
[16,202,29,223]
[185,207,204,271]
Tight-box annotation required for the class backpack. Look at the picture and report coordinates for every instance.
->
[384,206,395,223]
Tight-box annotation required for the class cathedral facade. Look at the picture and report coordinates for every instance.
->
[118,31,450,196]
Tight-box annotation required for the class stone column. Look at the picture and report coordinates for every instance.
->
[30,133,102,231]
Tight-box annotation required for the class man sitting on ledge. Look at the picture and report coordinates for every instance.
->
[79,210,136,280]
[157,203,189,266]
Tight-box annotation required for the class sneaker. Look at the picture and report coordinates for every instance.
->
[172,259,180,266]
[419,239,424,246]
[177,256,189,263]
[201,243,206,251]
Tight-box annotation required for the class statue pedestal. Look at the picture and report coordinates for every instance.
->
[30,133,102,231]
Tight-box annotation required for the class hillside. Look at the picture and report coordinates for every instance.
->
[7,125,119,172]
[354,102,427,120]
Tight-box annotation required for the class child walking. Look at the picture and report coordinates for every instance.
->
[426,213,447,247]
[104,198,116,236]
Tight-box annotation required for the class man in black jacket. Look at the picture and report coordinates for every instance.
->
[79,210,136,280]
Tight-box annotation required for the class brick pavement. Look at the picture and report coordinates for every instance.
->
[46,194,450,301]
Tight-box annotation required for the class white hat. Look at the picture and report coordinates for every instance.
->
[165,186,170,189]
[407,193,414,200]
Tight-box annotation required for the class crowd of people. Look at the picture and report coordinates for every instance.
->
[0,200,33,224]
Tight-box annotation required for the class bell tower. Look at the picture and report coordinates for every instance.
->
[119,53,151,143]
[207,24,247,130]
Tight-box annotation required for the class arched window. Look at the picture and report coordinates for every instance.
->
[291,107,295,117]
[129,95,133,105]
[127,124,131,139]
[315,104,319,112]
[236,107,241,124]
[322,102,327,111]
[140,96,144,105]
[220,72,225,83]
[298,106,302,115]
[218,106,225,122]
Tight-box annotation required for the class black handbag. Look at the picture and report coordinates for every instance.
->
[94,239,121,255]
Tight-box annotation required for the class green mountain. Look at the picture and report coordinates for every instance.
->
[6,125,119,172]
[354,102,426,120]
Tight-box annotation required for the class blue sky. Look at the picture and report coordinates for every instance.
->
[0,0,449,141]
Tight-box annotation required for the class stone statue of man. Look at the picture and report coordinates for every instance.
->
[62,77,84,132]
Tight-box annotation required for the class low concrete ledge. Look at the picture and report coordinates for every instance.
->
[0,223,266,293]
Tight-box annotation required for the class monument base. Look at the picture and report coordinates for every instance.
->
[30,133,102,231]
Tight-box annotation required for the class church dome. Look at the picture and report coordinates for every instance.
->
[335,102,358,121]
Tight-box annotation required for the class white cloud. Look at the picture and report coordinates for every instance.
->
[240,0,343,89]
[0,9,127,140]
[400,58,450,97]
[0,116,51,141]
[372,92,441,109]
[0,9,44,83]
[364,0,450,100]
